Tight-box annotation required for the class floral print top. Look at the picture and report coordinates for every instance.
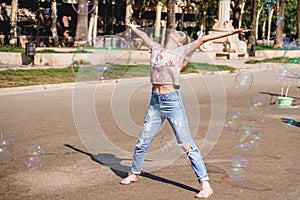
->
[149,41,193,86]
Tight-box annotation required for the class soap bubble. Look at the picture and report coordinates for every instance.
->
[275,14,285,27]
[0,133,14,161]
[281,118,298,128]
[72,0,96,15]
[235,70,253,92]
[227,167,247,182]
[235,132,261,154]
[249,93,267,115]
[259,63,270,72]
[159,133,179,157]
[23,144,45,168]
[231,155,249,168]
[224,111,241,132]
[237,123,257,142]
[283,63,300,80]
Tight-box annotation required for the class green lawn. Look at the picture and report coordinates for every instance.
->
[0,63,236,88]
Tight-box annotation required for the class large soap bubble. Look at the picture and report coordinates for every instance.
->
[234,70,253,92]
[0,133,14,161]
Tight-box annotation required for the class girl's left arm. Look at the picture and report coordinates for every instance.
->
[186,29,247,54]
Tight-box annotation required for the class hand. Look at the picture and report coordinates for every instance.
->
[125,21,140,30]
[231,29,249,36]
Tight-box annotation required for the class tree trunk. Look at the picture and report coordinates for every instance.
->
[154,1,163,28]
[154,1,163,41]
[51,0,59,46]
[255,6,263,40]
[93,3,98,40]
[266,7,275,46]
[248,0,257,48]
[88,9,95,44]
[9,0,18,46]
[297,0,300,41]
[75,0,89,46]
[125,0,134,25]
[231,0,246,29]
[167,0,176,30]
[262,17,266,44]
[274,0,286,48]
[238,0,246,29]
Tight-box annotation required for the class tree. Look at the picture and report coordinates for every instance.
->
[248,0,257,52]
[256,0,264,40]
[231,0,247,29]
[75,0,89,46]
[265,1,275,46]
[167,0,176,29]
[9,0,18,46]
[297,0,300,41]
[125,0,134,26]
[274,0,286,48]
[51,0,59,46]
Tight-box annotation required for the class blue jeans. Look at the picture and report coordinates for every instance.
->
[131,89,209,183]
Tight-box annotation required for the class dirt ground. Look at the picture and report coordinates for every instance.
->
[0,70,299,200]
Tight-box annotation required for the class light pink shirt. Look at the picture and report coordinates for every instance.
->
[149,41,193,86]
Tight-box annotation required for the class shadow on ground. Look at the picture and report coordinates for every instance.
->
[64,144,200,193]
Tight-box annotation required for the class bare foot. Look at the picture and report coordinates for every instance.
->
[119,174,138,185]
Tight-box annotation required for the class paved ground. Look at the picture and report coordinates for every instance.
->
[0,57,299,200]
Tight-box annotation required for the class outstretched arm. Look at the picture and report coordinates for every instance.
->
[126,22,152,47]
[186,29,248,54]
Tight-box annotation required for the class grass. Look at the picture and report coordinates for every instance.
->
[0,67,75,88]
[245,56,300,64]
[0,63,236,88]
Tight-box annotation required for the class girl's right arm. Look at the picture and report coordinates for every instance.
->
[126,22,152,47]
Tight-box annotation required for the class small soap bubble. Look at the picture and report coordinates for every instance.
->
[231,155,249,168]
[276,68,289,85]
[224,111,241,132]
[23,144,45,168]
[160,133,177,155]
[72,0,96,15]
[259,63,270,72]
[282,118,297,128]
[0,133,14,161]
[235,70,253,92]
[275,14,285,26]
[235,133,260,154]
[249,93,267,115]
[237,123,257,142]
[227,167,247,182]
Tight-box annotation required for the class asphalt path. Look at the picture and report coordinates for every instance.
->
[0,69,299,200]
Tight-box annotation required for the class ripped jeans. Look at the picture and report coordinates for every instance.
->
[131,89,209,183]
